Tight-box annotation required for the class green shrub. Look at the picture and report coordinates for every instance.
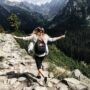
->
[0,25,5,33]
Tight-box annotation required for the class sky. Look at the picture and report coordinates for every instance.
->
[8,0,52,5]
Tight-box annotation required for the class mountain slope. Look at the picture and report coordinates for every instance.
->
[47,0,90,63]
[0,5,10,30]
[47,0,87,36]
[0,33,90,90]
[0,4,47,33]
[2,0,67,19]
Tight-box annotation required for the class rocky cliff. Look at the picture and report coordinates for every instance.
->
[0,33,90,90]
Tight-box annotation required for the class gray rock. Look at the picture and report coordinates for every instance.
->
[18,77,26,82]
[76,84,88,90]
[71,69,90,90]
[37,80,44,86]
[50,78,60,84]
[47,81,53,87]
[0,63,9,69]
[56,82,69,90]
[72,69,81,80]
[64,78,88,90]
[8,78,17,85]
[48,72,54,78]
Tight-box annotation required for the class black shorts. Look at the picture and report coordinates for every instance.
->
[34,55,45,69]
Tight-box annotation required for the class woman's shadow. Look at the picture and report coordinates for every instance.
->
[0,71,42,86]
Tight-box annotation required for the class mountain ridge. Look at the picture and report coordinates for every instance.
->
[0,3,47,33]
[0,0,66,19]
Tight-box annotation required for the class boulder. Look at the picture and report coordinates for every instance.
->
[71,69,90,90]
[71,69,82,80]
[64,78,88,90]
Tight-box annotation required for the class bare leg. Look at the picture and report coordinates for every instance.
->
[38,69,44,78]
[37,68,47,83]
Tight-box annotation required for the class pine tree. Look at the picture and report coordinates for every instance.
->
[8,13,21,32]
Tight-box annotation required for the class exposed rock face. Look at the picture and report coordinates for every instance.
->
[0,33,90,90]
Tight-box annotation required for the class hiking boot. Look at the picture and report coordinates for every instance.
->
[36,76,41,79]
[44,77,47,84]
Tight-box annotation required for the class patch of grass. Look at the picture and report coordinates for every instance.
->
[12,31,29,51]
[48,63,70,79]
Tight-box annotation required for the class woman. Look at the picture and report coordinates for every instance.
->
[14,27,65,83]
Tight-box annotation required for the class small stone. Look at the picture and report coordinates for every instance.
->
[48,72,54,78]
[18,77,26,82]
[47,82,53,87]
[38,81,44,86]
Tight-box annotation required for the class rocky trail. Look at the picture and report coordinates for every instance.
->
[0,33,90,90]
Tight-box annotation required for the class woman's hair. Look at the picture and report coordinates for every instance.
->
[32,27,45,35]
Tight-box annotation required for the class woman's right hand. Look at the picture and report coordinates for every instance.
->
[61,35,65,38]
[13,35,18,38]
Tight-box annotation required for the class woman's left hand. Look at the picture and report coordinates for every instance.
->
[13,35,17,38]
[61,35,65,38]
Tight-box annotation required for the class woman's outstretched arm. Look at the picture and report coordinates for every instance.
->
[13,34,33,41]
[47,34,65,42]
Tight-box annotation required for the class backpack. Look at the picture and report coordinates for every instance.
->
[34,39,46,55]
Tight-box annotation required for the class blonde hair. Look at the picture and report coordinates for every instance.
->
[32,27,45,35]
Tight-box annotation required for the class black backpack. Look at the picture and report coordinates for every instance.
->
[34,39,46,55]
